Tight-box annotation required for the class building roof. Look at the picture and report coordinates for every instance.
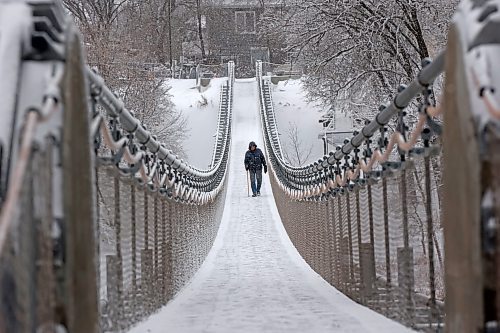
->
[210,0,286,8]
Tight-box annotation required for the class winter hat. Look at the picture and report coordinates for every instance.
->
[248,141,257,149]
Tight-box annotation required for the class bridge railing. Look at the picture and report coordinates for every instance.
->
[92,57,234,330]
[257,57,445,330]
[0,1,234,332]
[257,0,500,329]
[211,61,235,167]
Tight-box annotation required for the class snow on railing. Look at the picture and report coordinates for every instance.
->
[257,55,444,196]
[255,22,450,333]
[256,0,500,331]
[89,58,234,333]
[257,57,447,330]
[210,61,235,168]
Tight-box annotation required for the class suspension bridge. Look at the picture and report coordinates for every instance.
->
[0,0,499,332]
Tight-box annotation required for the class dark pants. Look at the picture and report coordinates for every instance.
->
[249,169,262,194]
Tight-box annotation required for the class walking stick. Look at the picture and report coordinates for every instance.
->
[247,170,250,197]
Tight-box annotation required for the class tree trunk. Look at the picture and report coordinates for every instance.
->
[196,0,206,61]
[168,0,173,73]
[409,6,429,59]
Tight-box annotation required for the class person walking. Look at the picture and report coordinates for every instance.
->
[244,141,267,197]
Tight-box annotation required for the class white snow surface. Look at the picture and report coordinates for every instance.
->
[270,79,327,164]
[128,79,413,333]
[168,78,227,168]
[171,78,328,169]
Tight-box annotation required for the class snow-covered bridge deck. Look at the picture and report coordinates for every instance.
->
[128,79,411,333]
[3,1,500,331]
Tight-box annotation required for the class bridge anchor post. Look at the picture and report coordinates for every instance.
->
[397,247,415,326]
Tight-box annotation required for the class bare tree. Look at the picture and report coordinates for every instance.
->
[195,0,207,60]
[176,0,208,61]
[63,0,127,76]
[64,0,188,156]
[115,67,187,152]
[263,0,458,120]
[282,122,313,167]
[62,0,126,31]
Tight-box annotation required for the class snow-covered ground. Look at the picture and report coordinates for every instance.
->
[168,78,227,168]
[170,77,327,168]
[270,79,328,164]
[128,79,413,333]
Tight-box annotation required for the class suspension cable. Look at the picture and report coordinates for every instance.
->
[256,53,446,199]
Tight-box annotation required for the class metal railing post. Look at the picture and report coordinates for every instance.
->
[346,191,355,297]
[398,169,414,325]
[131,185,137,318]
[382,177,392,317]
[330,196,340,287]
[424,155,437,327]
[355,190,363,301]
[382,178,391,284]
[337,196,346,293]
[141,192,153,315]
[154,195,160,307]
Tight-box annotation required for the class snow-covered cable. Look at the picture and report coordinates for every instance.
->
[90,62,235,196]
[257,54,445,199]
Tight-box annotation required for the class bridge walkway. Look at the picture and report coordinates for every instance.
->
[128,79,412,333]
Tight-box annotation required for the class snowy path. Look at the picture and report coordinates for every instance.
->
[128,79,413,333]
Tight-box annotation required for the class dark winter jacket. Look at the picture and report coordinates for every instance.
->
[244,148,267,171]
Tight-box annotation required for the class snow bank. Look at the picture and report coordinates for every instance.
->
[168,77,227,168]
[270,79,327,164]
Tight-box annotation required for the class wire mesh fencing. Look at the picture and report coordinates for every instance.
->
[270,155,445,331]
[260,61,303,81]
[90,57,234,331]
[97,167,226,331]
[255,39,448,331]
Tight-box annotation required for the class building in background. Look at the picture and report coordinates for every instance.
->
[318,110,354,155]
[205,0,287,76]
